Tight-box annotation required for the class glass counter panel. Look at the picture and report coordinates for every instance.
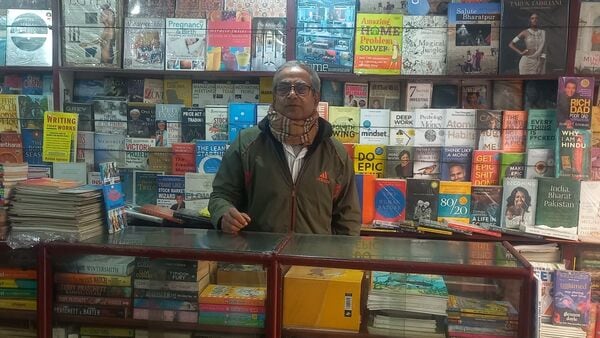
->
[83,226,286,254]
[280,234,522,267]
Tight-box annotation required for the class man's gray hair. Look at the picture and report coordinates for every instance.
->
[273,60,321,93]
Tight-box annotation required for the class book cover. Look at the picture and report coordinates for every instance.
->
[104,186,127,233]
[462,82,490,109]
[192,81,216,108]
[535,177,580,236]
[355,174,376,225]
[476,109,501,150]
[155,103,183,146]
[22,128,44,165]
[525,148,555,179]
[317,102,328,121]
[128,79,144,102]
[126,0,175,17]
[358,0,406,14]
[470,185,502,228]
[21,73,44,95]
[500,0,569,75]
[124,137,153,169]
[54,303,129,318]
[42,112,78,163]
[200,284,266,307]
[401,15,447,75]
[524,79,557,110]
[501,110,527,152]
[259,77,273,103]
[405,82,432,111]
[320,80,344,106]
[251,17,286,72]
[156,175,186,208]
[353,13,402,75]
[471,150,500,186]
[431,83,459,108]
[184,172,214,210]
[406,178,439,221]
[62,0,123,68]
[133,171,161,206]
[553,270,592,326]
[444,109,476,147]
[492,80,523,110]
[196,140,227,174]
[329,106,360,143]
[181,107,205,142]
[63,102,93,132]
[0,10,5,66]
[228,103,256,142]
[369,82,401,110]
[93,98,127,135]
[500,177,537,230]
[6,9,52,67]
[214,82,234,105]
[94,133,125,170]
[77,131,95,172]
[447,3,501,75]
[578,181,600,242]
[344,82,369,108]
[126,102,155,139]
[17,94,50,129]
[0,132,23,163]
[206,11,252,71]
[53,162,87,184]
[103,77,127,97]
[354,144,386,178]
[359,108,390,145]
[531,262,565,323]
[0,95,19,133]
[55,284,132,298]
[148,146,172,174]
[437,181,472,223]
[204,105,228,141]
[225,0,286,17]
[295,0,356,73]
[556,76,594,129]
[232,81,259,103]
[556,128,592,180]
[389,111,414,146]
[413,109,445,147]
[384,145,412,178]
[143,78,163,104]
[441,146,472,182]
[412,146,441,179]
[175,0,222,18]
[123,17,165,70]
[499,152,526,184]
[163,79,192,107]
[172,143,196,175]
[165,18,206,71]
[526,108,557,149]
[575,1,600,74]
[373,178,406,222]
[592,147,600,180]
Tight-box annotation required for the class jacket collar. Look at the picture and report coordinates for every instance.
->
[258,115,333,152]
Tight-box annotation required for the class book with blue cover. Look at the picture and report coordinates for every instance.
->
[441,146,472,182]
[195,140,227,174]
[21,128,46,165]
[133,171,161,206]
[228,103,256,142]
[156,175,186,208]
[553,270,591,326]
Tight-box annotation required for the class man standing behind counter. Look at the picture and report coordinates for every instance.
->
[209,61,360,235]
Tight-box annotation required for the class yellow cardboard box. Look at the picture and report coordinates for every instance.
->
[283,266,363,332]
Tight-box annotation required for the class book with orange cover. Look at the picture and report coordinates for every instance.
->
[138,204,184,224]
[54,272,132,287]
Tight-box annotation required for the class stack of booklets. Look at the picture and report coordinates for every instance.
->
[0,163,28,239]
[512,243,561,263]
[8,178,104,242]
[53,255,135,319]
[133,258,210,323]
[446,295,518,338]
[367,272,448,337]
[199,284,266,328]
[0,266,37,313]
[26,165,51,180]
[539,323,586,338]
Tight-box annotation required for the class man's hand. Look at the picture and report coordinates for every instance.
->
[220,207,251,234]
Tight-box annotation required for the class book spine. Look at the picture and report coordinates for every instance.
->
[55,295,132,307]
[134,267,199,282]
[132,308,197,323]
[53,303,130,318]
[55,284,133,298]
[133,288,198,302]
[58,262,132,276]
[0,279,36,289]
[54,273,131,287]
[133,279,199,292]
[79,326,135,337]
[199,296,264,307]
[0,288,37,298]
[0,298,36,310]
[0,269,36,279]
[133,298,199,311]
[198,311,265,327]
[199,303,265,314]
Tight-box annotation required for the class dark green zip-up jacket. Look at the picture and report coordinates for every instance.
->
[208,117,361,235]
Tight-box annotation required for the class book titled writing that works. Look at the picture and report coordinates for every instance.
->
[412,146,440,179]
[94,133,125,171]
[534,177,580,238]
[165,18,206,71]
[557,76,594,129]
[354,13,402,75]
[359,108,390,145]
[133,171,161,206]
[353,144,386,178]
[401,15,447,75]
[373,178,406,222]
[447,3,500,75]
[156,175,185,208]
[126,0,175,17]
[578,181,600,242]
[18,94,50,129]
[406,178,439,221]
[499,152,525,184]
[556,128,592,180]
[413,109,445,147]
[172,143,196,175]
[388,111,414,146]
[184,172,214,211]
[499,0,569,75]
[42,112,78,163]
[553,270,592,326]
[6,9,52,67]
[206,11,252,71]
[501,110,527,152]
[525,148,554,179]
[251,17,286,72]
[470,185,502,228]
[62,0,123,68]
[228,103,256,142]
[155,103,183,146]
[181,107,205,142]
[438,181,471,224]
[369,82,401,110]
[444,109,476,147]
[192,81,215,108]
[384,145,412,179]
[471,150,500,185]
[196,140,227,174]
[329,106,360,144]
[441,146,472,182]
[295,0,356,73]
[575,1,600,74]
[63,102,93,132]
[93,99,127,135]
[124,137,154,169]
[123,17,165,70]
[500,177,537,230]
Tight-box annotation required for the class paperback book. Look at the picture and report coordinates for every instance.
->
[401,15,447,75]
[196,140,227,174]
[412,146,441,179]
[251,17,286,72]
[6,9,53,66]
[405,82,432,111]
[556,76,594,129]
[126,0,175,18]
[369,82,401,110]
[500,177,537,230]
[156,175,186,208]
[123,17,165,70]
[181,107,205,142]
[470,185,502,228]
[575,1,600,74]
[406,178,439,221]
[353,13,403,75]
[354,145,386,178]
[553,270,592,326]
[165,18,207,71]
[534,177,580,240]
[385,145,412,178]
[206,11,252,71]
[389,111,414,146]
[556,128,592,180]
[126,103,155,139]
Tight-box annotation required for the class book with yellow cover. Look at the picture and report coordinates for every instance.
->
[259,77,273,103]
[437,181,471,223]
[353,13,403,75]
[354,144,386,178]
[329,106,360,143]
[199,284,266,306]
[0,95,19,133]
[54,273,131,287]
[283,266,363,332]
[0,298,36,311]
[163,79,193,107]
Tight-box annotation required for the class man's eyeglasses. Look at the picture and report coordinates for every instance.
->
[275,83,313,97]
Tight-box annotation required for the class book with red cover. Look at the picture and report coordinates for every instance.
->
[138,204,184,224]
[471,150,500,186]
[171,143,196,175]
[355,174,376,225]
[501,110,527,152]
[0,132,23,163]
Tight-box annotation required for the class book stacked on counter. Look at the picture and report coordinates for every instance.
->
[8,178,104,242]
[199,284,266,328]
[446,295,518,338]
[0,163,27,239]
[133,258,211,323]
[53,255,135,319]
[367,272,448,337]
[0,266,37,313]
